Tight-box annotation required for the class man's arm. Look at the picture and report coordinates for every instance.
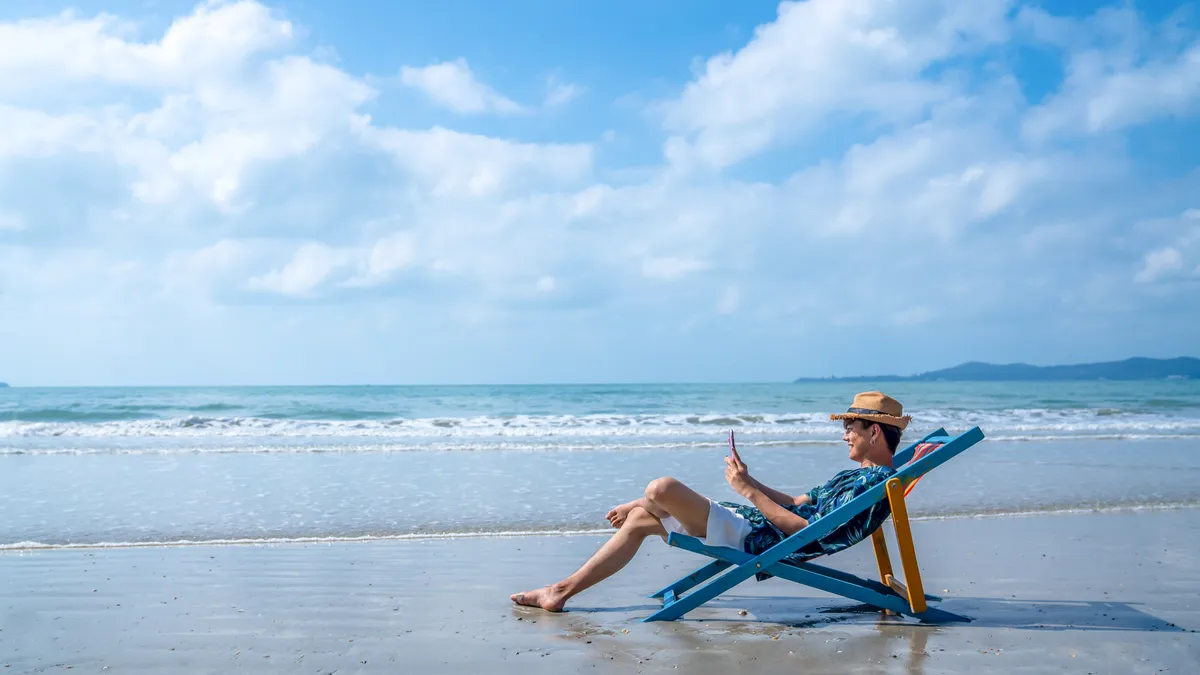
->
[742,486,809,536]
[726,448,809,535]
[744,478,811,504]
[749,478,811,508]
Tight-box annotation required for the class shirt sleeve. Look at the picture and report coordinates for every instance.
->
[828,468,891,511]
[804,485,822,505]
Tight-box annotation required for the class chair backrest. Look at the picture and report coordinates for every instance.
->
[897,442,941,497]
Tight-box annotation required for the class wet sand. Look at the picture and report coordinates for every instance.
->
[2,508,1198,674]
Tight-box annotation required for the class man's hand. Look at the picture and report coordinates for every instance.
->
[725,446,754,498]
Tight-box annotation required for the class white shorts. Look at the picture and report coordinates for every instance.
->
[660,499,752,551]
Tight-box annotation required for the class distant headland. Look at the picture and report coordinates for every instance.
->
[0,382,8,388]
[795,357,1200,382]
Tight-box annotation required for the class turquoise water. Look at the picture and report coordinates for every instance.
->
[1,382,1198,548]
[3,381,1199,453]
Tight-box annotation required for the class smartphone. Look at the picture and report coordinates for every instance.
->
[728,429,736,453]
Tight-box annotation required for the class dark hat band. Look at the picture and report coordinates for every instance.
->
[846,407,893,415]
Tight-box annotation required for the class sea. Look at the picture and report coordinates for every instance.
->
[2,381,1198,550]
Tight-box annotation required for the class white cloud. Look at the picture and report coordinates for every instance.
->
[167,239,252,279]
[400,58,521,114]
[661,0,1013,169]
[3,0,1200,386]
[342,231,418,288]
[544,78,583,107]
[160,238,270,301]
[1133,208,1200,284]
[1024,27,1200,140]
[358,122,592,197]
[0,105,100,158]
[1019,4,1200,139]
[771,110,1073,243]
[248,242,354,297]
[1136,247,1184,283]
[642,257,710,280]
[129,56,375,209]
[0,0,293,94]
[0,3,374,212]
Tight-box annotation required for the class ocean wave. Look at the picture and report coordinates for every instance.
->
[0,408,150,423]
[3,502,1195,552]
[3,408,1199,440]
[0,439,843,456]
[2,432,1197,455]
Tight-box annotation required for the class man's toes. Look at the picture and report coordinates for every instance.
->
[512,590,543,607]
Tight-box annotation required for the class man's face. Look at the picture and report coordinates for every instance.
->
[842,419,874,462]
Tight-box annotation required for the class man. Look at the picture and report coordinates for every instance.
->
[510,391,911,612]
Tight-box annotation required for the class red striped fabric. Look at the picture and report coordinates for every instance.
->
[902,442,942,497]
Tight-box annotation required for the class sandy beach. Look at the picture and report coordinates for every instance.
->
[2,507,1198,674]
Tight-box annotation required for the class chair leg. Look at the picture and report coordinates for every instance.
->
[643,560,759,622]
[886,478,927,614]
[758,563,969,623]
[644,558,964,623]
[795,560,913,598]
[765,563,912,615]
[648,559,731,600]
[871,529,893,586]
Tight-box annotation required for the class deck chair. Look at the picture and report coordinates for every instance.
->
[643,426,985,622]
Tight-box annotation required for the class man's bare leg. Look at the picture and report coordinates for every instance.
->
[511,477,713,612]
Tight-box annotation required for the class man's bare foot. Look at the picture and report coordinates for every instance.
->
[510,585,568,612]
[605,501,638,528]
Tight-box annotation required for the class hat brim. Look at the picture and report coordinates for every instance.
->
[830,412,911,431]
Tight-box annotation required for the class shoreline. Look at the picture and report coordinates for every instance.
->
[3,501,1198,553]
[2,508,1197,674]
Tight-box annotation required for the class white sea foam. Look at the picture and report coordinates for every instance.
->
[2,432,1196,456]
[3,502,1195,552]
[0,528,615,551]
[2,408,1197,441]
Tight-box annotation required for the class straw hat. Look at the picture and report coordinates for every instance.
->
[830,391,912,430]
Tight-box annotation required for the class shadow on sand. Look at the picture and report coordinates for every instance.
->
[562,594,1189,633]
[670,594,1192,633]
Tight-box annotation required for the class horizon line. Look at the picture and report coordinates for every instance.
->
[3,356,1195,389]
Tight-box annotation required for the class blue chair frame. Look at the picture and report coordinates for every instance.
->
[643,426,985,622]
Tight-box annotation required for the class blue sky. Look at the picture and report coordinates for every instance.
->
[1,0,1198,386]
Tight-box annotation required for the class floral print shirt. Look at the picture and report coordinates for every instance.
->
[718,465,896,574]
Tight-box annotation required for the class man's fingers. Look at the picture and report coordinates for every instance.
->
[731,447,746,467]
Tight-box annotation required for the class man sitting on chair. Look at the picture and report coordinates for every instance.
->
[511,391,911,612]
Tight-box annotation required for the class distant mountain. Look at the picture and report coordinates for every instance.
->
[794,357,1200,382]
[0,382,7,388]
